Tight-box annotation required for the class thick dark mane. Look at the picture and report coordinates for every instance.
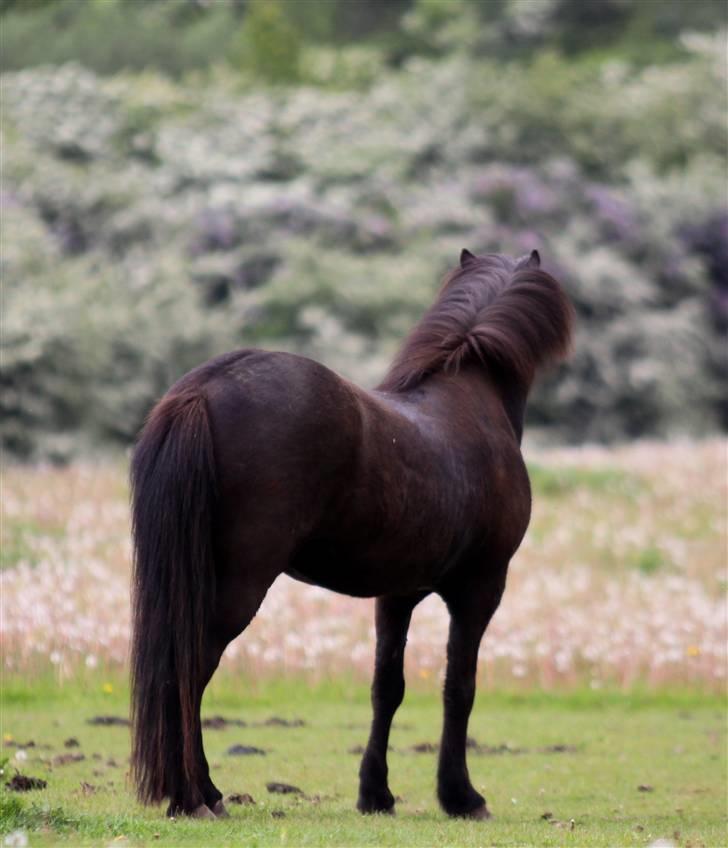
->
[378,252,574,393]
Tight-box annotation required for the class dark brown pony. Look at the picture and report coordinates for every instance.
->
[130,249,574,820]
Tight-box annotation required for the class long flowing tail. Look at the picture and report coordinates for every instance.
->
[129,390,217,808]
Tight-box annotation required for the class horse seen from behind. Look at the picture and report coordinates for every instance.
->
[130,248,574,821]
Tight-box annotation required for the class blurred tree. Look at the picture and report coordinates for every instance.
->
[333,0,411,40]
[490,0,728,56]
[229,0,302,82]
[2,0,726,75]
[283,0,338,43]
[550,0,633,51]
[0,0,244,75]
[0,0,54,11]
[396,0,479,59]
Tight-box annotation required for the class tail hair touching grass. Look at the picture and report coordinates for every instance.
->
[129,390,217,808]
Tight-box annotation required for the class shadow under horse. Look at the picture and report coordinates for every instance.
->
[130,248,574,820]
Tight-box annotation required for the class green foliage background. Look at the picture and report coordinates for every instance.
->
[1,0,726,459]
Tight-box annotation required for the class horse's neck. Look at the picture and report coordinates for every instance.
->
[497,379,527,444]
[452,366,529,445]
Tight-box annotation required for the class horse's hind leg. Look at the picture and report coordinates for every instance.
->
[437,568,507,819]
[168,555,285,818]
[189,642,230,817]
[358,592,426,814]
[168,643,226,819]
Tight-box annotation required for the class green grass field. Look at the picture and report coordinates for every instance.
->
[1,679,725,847]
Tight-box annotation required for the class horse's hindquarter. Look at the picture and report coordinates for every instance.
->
[196,350,362,558]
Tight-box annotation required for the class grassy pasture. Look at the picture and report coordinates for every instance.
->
[1,681,726,847]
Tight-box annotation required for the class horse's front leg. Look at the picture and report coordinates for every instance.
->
[437,569,507,819]
[358,593,426,814]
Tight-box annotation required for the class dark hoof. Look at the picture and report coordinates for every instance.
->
[211,800,229,818]
[440,793,491,819]
[191,804,216,819]
[445,803,491,820]
[357,791,396,815]
[467,803,491,820]
[358,804,395,816]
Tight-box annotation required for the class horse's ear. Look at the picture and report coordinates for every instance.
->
[517,249,541,269]
[460,248,476,267]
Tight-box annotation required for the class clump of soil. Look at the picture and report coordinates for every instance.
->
[53,753,85,766]
[202,715,247,729]
[226,744,267,756]
[86,716,129,726]
[539,744,579,754]
[227,792,256,805]
[409,742,438,753]
[262,717,306,728]
[6,773,47,792]
[474,743,526,755]
[266,781,303,795]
